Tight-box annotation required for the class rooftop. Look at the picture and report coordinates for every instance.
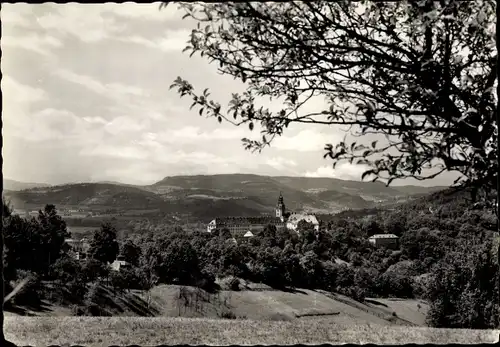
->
[287,213,319,224]
[369,234,399,239]
[215,216,284,224]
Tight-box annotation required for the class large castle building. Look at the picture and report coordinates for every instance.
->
[206,192,319,235]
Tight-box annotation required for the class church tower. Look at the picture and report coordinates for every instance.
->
[276,191,286,221]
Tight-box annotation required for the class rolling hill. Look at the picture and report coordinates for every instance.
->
[3,183,165,210]
[3,178,52,191]
[2,174,446,221]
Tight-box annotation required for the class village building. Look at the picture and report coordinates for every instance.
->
[368,234,400,249]
[206,192,319,236]
[64,237,91,260]
[243,231,254,238]
[111,256,131,272]
[286,213,320,232]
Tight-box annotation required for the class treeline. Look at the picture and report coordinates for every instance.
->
[2,192,499,329]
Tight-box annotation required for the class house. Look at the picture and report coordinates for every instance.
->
[368,234,399,249]
[64,237,91,260]
[286,213,320,233]
[111,256,131,272]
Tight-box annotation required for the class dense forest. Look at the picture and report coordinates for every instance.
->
[2,188,499,328]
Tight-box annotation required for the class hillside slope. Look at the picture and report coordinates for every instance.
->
[143,284,428,327]
[5,281,428,327]
[3,183,165,210]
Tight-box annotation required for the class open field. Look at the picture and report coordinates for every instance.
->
[142,285,428,326]
[4,282,429,328]
[5,316,499,346]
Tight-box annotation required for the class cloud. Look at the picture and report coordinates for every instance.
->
[120,29,191,53]
[305,163,372,181]
[1,75,47,104]
[150,126,250,145]
[100,163,167,185]
[79,138,257,173]
[6,107,98,143]
[82,116,107,125]
[104,2,181,21]
[34,5,126,43]
[0,5,32,26]
[1,32,62,58]
[3,3,186,46]
[273,129,341,152]
[266,157,298,171]
[54,68,146,101]
[80,144,148,160]
[2,76,50,140]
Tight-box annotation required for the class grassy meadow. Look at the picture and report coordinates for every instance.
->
[5,316,499,346]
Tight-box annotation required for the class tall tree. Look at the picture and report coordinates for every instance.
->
[120,239,142,266]
[36,204,71,274]
[158,239,200,285]
[166,0,497,200]
[88,222,119,264]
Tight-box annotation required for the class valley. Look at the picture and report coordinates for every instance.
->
[3,174,444,226]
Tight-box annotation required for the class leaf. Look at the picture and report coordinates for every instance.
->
[361,170,375,180]
[199,109,204,116]
[249,122,254,131]
[217,116,222,123]
[371,141,377,148]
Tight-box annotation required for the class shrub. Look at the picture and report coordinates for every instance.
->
[197,271,218,292]
[228,277,241,291]
[268,313,294,321]
[81,259,109,283]
[110,271,127,292]
[49,256,83,283]
[219,276,241,291]
[71,304,86,316]
[8,270,42,307]
[218,310,237,319]
[347,285,367,302]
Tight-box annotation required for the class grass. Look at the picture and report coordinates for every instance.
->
[5,316,499,346]
[140,284,426,325]
[6,281,430,327]
[366,297,429,326]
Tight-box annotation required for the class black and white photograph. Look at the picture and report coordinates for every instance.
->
[1,1,499,345]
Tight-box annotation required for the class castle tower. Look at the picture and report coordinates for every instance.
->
[276,191,286,221]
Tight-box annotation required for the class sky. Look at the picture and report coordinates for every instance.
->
[1,3,459,187]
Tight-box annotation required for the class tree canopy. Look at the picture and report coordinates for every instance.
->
[88,222,119,264]
[165,0,497,198]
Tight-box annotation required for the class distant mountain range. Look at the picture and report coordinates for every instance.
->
[3,174,447,220]
[3,179,52,191]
